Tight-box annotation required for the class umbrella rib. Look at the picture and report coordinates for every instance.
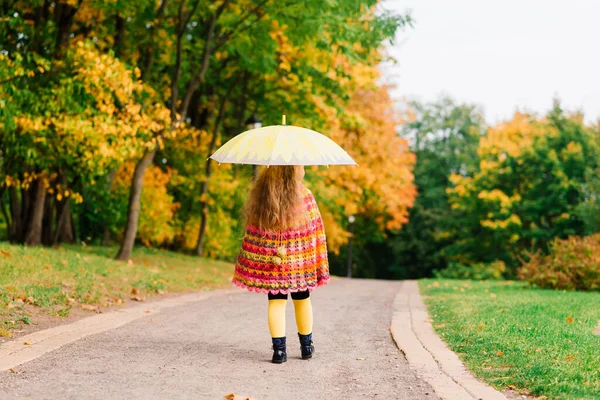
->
[267,125,284,166]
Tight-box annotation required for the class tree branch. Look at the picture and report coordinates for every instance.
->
[170,0,187,120]
[214,0,269,49]
[178,0,231,121]
[141,0,170,78]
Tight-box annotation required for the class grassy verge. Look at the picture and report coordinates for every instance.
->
[0,242,233,338]
[419,279,600,400]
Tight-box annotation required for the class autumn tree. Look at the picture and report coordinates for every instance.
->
[446,103,599,268]
[1,0,416,276]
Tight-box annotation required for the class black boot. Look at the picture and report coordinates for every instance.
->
[271,337,287,364]
[298,333,315,359]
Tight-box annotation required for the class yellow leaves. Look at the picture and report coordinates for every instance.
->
[115,163,178,247]
[5,175,17,188]
[566,316,573,324]
[496,350,504,357]
[564,141,582,155]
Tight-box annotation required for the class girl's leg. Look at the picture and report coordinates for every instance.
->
[267,292,288,338]
[267,292,288,363]
[291,290,314,359]
[290,290,312,335]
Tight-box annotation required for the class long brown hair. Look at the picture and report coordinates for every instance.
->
[245,165,305,230]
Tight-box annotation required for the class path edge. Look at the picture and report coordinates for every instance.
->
[0,287,235,372]
[390,280,507,400]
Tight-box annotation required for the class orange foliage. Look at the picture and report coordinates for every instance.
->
[518,234,600,291]
[310,82,417,252]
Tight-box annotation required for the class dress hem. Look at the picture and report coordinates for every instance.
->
[231,277,330,295]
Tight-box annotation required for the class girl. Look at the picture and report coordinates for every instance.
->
[232,165,330,363]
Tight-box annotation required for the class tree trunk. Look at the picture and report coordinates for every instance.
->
[114,14,126,58]
[7,187,20,242]
[20,186,32,242]
[54,1,79,59]
[194,85,235,256]
[53,198,74,245]
[59,202,75,243]
[116,147,157,260]
[102,169,117,245]
[24,179,47,245]
[42,195,53,245]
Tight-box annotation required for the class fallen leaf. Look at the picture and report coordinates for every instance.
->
[496,350,504,357]
[23,340,31,345]
[490,293,497,298]
[566,316,573,324]
[9,368,24,374]
[81,304,97,312]
[356,357,366,360]
[565,355,575,361]
[1,250,11,257]
[127,259,134,266]
[130,287,140,295]
[131,295,146,302]
[61,259,68,266]
[224,394,256,400]
[435,324,446,329]
[144,310,151,314]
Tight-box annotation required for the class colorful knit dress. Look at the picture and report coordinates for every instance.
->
[232,185,330,294]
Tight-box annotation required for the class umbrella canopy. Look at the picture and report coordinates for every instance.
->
[210,117,356,166]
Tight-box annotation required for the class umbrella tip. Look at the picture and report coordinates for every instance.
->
[282,115,286,125]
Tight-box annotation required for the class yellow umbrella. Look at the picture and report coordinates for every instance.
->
[210,116,357,166]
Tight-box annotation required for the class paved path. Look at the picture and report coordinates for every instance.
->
[0,278,438,400]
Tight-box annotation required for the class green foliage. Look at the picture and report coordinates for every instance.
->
[386,97,485,278]
[576,168,600,235]
[447,104,600,269]
[420,279,600,399]
[518,234,600,291]
[433,261,506,280]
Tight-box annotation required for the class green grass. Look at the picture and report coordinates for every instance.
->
[0,242,234,335]
[419,279,600,399]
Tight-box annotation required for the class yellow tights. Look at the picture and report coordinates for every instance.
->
[268,296,313,337]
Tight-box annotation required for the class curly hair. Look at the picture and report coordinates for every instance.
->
[245,165,305,231]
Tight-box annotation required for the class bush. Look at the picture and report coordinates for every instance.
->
[518,234,600,291]
[434,260,506,280]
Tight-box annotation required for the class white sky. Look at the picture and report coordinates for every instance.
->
[382,0,600,124]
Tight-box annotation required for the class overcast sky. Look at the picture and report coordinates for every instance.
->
[382,0,600,123]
